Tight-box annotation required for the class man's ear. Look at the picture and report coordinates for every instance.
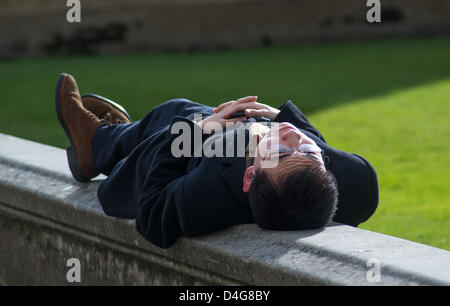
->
[243,166,254,193]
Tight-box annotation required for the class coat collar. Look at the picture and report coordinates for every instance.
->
[220,157,250,208]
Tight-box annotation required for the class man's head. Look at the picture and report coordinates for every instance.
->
[242,122,338,230]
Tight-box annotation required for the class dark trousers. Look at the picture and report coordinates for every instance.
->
[92,98,213,218]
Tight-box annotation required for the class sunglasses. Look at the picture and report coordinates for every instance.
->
[262,143,325,164]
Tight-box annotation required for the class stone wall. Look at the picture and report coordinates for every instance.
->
[0,133,450,285]
[0,0,449,59]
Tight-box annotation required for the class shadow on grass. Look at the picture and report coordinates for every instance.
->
[0,37,449,147]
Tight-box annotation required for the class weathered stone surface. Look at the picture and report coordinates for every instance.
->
[1,0,449,59]
[0,133,449,285]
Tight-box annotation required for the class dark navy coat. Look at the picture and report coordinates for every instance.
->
[94,99,379,248]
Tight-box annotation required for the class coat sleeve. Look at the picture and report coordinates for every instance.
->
[274,100,326,142]
[134,117,203,248]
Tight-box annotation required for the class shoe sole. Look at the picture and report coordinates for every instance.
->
[81,93,132,122]
[55,73,90,183]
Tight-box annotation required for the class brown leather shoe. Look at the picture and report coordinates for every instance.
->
[55,73,103,182]
[81,94,132,125]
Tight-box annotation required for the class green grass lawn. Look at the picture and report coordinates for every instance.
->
[1,37,449,250]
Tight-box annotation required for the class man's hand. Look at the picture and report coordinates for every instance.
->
[213,96,280,120]
[197,96,281,133]
[196,96,255,131]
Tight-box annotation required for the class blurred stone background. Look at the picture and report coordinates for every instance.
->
[1,0,449,59]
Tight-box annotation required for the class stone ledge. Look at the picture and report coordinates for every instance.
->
[0,133,449,285]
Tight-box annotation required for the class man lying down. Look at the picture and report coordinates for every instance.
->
[55,73,379,248]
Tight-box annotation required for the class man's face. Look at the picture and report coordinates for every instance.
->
[255,122,325,170]
[243,122,325,192]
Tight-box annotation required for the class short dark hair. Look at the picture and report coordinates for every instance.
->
[248,164,338,230]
